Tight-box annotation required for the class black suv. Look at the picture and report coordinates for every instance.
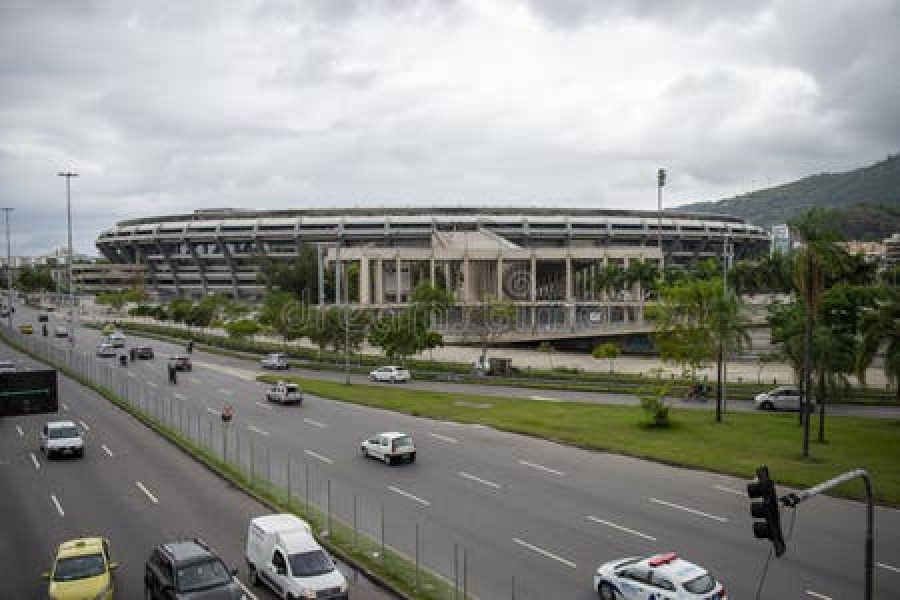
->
[134,346,155,359]
[144,538,243,599]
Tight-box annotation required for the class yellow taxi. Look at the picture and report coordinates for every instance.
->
[19,323,34,335]
[43,537,118,600]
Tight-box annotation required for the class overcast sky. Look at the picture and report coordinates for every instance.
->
[2,0,898,256]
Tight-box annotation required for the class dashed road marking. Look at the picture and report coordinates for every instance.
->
[173,393,185,400]
[458,471,502,489]
[15,425,23,437]
[126,371,136,378]
[649,497,728,523]
[529,395,564,402]
[78,420,90,431]
[388,485,430,507]
[248,425,270,436]
[136,481,159,504]
[713,484,745,496]
[518,460,565,476]
[805,590,831,599]
[586,516,657,541]
[189,377,202,384]
[512,537,576,569]
[255,401,274,411]
[303,418,327,429]
[429,432,458,444]
[30,452,40,470]
[878,562,900,574]
[51,494,65,517]
[304,450,334,465]
[146,381,159,388]
[218,388,234,396]
[102,444,114,458]
[61,403,69,411]
[206,407,220,416]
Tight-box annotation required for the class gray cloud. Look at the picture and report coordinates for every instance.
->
[0,0,897,256]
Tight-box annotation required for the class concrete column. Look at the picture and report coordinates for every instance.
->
[395,256,402,304]
[463,256,471,303]
[429,257,435,287]
[566,255,575,330]
[359,258,371,306]
[374,259,384,305]
[530,256,537,329]
[496,255,504,300]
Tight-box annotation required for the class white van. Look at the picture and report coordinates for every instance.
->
[245,514,348,599]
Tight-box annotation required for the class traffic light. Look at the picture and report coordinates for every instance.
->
[747,465,786,557]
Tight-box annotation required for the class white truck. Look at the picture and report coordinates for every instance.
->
[261,352,289,370]
[246,514,348,600]
[265,381,303,405]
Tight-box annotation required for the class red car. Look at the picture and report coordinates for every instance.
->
[169,355,192,371]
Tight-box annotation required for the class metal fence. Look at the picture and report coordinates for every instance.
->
[3,327,544,600]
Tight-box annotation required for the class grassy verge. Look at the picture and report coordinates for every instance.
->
[261,374,900,507]
[0,331,464,600]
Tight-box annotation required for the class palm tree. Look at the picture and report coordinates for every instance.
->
[594,263,625,325]
[711,287,751,422]
[625,259,659,323]
[858,286,900,403]
[790,208,844,457]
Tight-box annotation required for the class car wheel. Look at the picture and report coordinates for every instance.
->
[77,448,84,458]
[390,376,397,384]
[598,582,617,600]
[248,564,260,586]
[386,455,395,466]
[409,453,416,463]
[361,446,368,458]
[762,401,775,411]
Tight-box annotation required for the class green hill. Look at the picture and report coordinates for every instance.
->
[680,154,900,237]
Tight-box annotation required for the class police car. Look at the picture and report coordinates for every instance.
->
[593,552,727,599]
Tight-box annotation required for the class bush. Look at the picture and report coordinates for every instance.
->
[224,318,261,339]
[639,384,671,427]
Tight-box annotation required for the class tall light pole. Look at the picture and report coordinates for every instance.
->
[2,207,12,329]
[58,171,78,346]
[657,168,666,272]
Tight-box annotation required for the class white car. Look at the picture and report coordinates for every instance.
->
[109,331,126,348]
[95,343,117,357]
[594,552,727,599]
[54,325,69,338]
[754,386,806,411]
[40,420,84,459]
[0,359,16,373]
[369,365,410,383]
[261,353,289,370]
[361,432,417,465]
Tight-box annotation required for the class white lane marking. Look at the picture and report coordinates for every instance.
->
[458,471,502,489]
[519,460,566,476]
[30,452,41,470]
[878,562,900,573]
[429,432,459,444]
[248,425,270,437]
[529,395,563,402]
[713,484,745,496]
[136,481,159,504]
[304,450,334,465]
[234,578,258,600]
[78,420,90,431]
[146,381,159,388]
[61,402,69,411]
[303,418,327,429]
[388,485,430,507]
[218,388,234,396]
[805,590,832,599]
[51,494,65,517]
[126,371,136,378]
[649,497,728,523]
[586,516,657,541]
[206,407,220,416]
[173,393,185,400]
[102,444,114,458]
[15,425,24,437]
[512,537,577,569]
[254,401,274,411]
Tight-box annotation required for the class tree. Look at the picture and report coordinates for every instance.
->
[857,285,900,402]
[465,296,516,367]
[592,342,620,373]
[625,259,659,321]
[594,263,625,324]
[369,309,432,363]
[16,265,54,292]
[96,291,127,310]
[168,298,194,324]
[259,243,332,303]
[258,291,305,347]
[224,318,261,339]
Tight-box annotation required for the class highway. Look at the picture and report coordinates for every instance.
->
[0,339,393,599]
[6,305,900,599]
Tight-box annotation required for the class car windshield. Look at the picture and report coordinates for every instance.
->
[393,435,413,449]
[683,573,716,594]
[288,550,334,577]
[53,553,105,581]
[176,558,231,592]
[49,426,79,439]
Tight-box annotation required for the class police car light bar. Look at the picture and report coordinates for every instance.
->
[648,552,678,567]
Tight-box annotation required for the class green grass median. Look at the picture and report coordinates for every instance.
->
[261,374,900,507]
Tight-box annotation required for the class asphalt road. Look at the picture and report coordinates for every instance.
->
[0,339,393,600]
[7,305,900,599]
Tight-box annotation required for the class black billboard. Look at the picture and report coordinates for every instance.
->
[0,369,58,417]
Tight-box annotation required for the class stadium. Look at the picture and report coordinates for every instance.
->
[96,207,769,340]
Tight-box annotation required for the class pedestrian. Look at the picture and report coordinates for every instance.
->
[130,348,136,362]
[187,340,193,354]
[168,362,177,384]
[221,404,233,422]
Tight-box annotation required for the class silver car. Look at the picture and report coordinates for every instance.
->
[754,386,806,411]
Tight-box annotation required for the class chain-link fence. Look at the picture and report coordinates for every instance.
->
[3,327,541,600]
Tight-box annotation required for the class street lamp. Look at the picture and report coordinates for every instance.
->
[2,207,12,329]
[58,171,78,346]
[657,168,666,272]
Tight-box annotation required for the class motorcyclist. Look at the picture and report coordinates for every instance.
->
[187,340,194,354]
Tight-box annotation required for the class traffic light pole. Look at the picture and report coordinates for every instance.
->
[781,469,874,600]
